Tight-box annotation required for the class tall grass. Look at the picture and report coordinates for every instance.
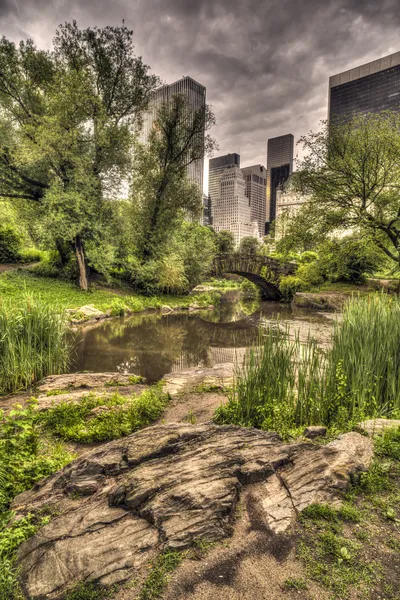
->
[215,295,400,434]
[0,295,70,394]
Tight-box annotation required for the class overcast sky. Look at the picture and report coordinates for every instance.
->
[1,0,399,189]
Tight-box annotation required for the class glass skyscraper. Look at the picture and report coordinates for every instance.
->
[140,76,206,194]
[329,51,400,121]
[266,134,294,229]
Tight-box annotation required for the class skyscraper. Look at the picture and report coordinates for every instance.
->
[212,165,258,246]
[241,165,267,238]
[329,51,400,121]
[140,76,206,193]
[266,134,294,227]
[209,153,240,223]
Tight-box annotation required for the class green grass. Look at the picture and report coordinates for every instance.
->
[0,401,74,600]
[215,295,400,436]
[64,582,116,600]
[297,428,400,599]
[139,550,183,600]
[37,385,169,443]
[0,295,70,395]
[0,270,220,314]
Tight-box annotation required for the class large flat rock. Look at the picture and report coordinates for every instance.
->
[13,424,373,600]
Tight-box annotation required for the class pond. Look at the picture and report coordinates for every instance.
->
[71,290,334,384]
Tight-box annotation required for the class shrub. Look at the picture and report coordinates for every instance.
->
[279,275,305,301]
[318,237,383,284]
[0,224,21,263]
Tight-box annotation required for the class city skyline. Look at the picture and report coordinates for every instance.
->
[2,1,400,171]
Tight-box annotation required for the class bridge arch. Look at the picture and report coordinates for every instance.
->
[227,271,282,301]
[213,254,297,301]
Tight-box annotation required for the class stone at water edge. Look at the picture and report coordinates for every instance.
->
[13,423,373,600]
[357,418,400,436]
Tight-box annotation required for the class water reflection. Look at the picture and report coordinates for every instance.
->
[71,290,326,384]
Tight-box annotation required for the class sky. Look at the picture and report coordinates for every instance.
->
[1,0,400,190]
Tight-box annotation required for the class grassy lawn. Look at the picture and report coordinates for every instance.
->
[0,270,216,313]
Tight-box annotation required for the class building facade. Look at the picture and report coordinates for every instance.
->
[212,165,258,246]
[266,134,294,229]
[329,51,400,121]
[140,76,206,193]
[241,164,267,238]
[275,180,308,240]
[202,193,212,226]
[208,153,240,223]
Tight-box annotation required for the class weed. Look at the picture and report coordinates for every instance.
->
[64,582,116,600]
[139,550,183,600]
[282,577,308,591]
[46,389,69,397]
[185,409,197,425]
[104,375,146,387]
[38,385,169,443]
[193,383,227,394]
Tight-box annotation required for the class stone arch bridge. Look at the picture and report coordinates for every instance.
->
[213,254,296,300]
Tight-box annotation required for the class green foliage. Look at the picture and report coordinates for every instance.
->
[237,236,260,256]
[0,224,21,263]
[0,23,157,288]
[374,426,400,461]
[38,385,169,443]
[278,275,305,301]
[0,402,74,510]
[0,295,70,394]
[215,295,400,435]
[130,95,216,261]
[283,577,307,591]
[317,237,383,284]
[0,512,52,600]
[215,230,235,254]
[139,550,183,600]
[296,112,400,268]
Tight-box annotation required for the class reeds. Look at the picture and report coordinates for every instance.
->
[0,295,70,394]
[215,294,400,434]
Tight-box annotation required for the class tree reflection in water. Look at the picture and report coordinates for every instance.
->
[71,291,292,383]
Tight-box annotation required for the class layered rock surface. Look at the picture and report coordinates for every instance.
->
[13,423,373,600]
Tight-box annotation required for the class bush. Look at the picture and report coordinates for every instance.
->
[318,237,383,284]
[279,275,305,301]
[0,224,21,263]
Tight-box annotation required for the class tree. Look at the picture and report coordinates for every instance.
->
[215,230,235,254]
[130,94,217,260]
[295,112,400,271]
[0,22,157,289]
[238,236,260,256]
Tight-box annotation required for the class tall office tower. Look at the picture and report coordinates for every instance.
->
[241,164,267,238]
[213,166,258,246]
[266,134,294,228]
[208,153,240,222]
[202,193,212,226]
[329,51,400,121]
[140,76,206,193]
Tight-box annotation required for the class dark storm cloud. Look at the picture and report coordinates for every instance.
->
[1,0,400,175]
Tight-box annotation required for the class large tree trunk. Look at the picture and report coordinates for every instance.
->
[74,235,89,291]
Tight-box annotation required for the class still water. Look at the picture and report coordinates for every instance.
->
[72,290,331,384]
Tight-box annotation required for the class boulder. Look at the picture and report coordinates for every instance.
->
[13,424,373,600]
[161,305,173,313]
[292,292,347,312]
[163,363,234,397]
[357,418,400,436]
[37,372,136,393]
[303,425,327,439]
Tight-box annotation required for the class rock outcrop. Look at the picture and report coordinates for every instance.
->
[358,418,400,436]
[292,292,347,311]
[13,423,373,600]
